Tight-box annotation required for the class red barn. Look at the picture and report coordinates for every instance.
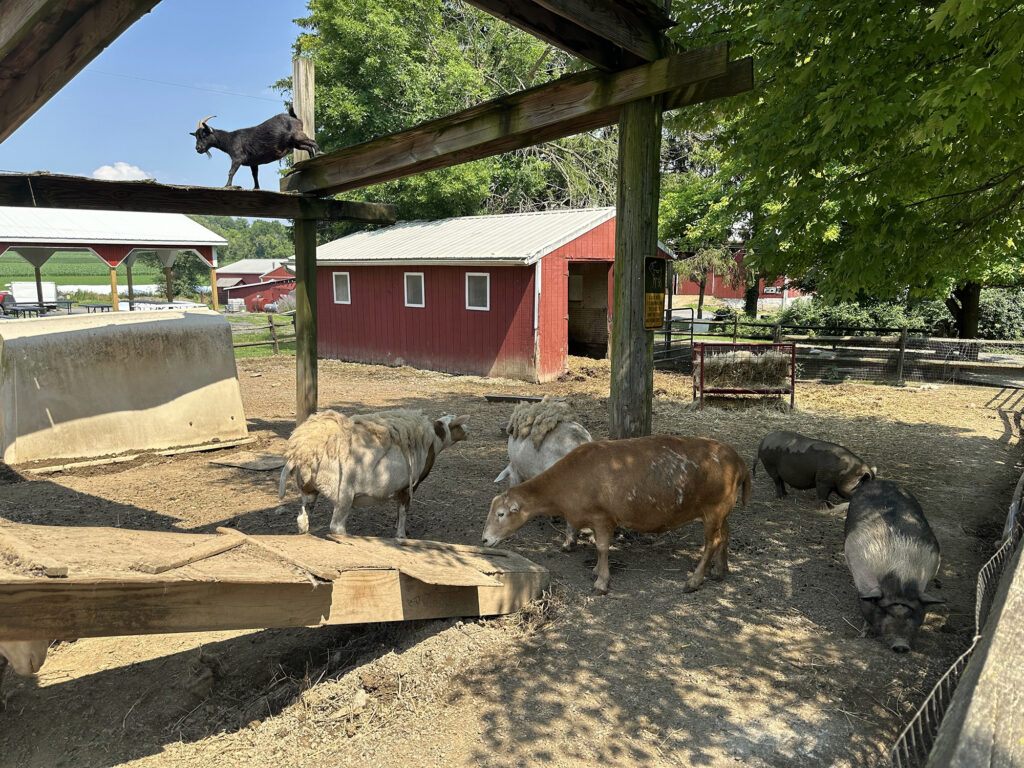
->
[673,248,810,307]
[216,259,295,310]
[313,207,672,382]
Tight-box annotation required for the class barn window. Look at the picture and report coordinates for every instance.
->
[404,272,425,308]
[466,272,490,311]
[332,272,350,304]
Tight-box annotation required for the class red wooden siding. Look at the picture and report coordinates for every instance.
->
[316,264,536,380]
[674,250,809,299]
[224,280,295,311]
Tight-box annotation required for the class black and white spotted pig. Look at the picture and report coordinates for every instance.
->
[843,479,944,653]
[753,430,875,509]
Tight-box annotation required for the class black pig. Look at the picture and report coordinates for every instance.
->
[753,430,875,509]
[843,479,944,652]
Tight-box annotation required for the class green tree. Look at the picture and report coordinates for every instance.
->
[281,0,617,231]
[669,1,1024,336]
[659,140,741,317]
[188,215,292,266]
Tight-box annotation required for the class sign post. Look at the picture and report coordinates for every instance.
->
[644,256,667,331]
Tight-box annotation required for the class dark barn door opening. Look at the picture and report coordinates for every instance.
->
[567,262,611,359]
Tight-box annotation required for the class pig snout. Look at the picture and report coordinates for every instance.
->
[889,637,911,654]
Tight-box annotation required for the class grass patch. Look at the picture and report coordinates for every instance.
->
[228,313,296,359]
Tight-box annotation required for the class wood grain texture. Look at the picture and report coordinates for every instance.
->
[462,0,640,69]
[610,96,662,438]
[129,534,245,575]
[292,57,316,164]
[281,43,728,196]
[0,0,159,143]
[294,218,318,425]
[0,173,396,223]
[0,526,67,577]
[533,0,665,61]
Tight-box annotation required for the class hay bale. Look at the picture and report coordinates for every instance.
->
[699,349,789,389]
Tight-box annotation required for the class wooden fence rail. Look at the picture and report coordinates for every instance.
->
[229,316,297,354]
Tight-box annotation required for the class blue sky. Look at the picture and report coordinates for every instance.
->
[0,0,310,190]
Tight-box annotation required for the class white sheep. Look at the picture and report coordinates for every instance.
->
[279,408,469,539]
[495,397,592,550]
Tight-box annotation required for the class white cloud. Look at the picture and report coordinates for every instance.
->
[92,162,151,181]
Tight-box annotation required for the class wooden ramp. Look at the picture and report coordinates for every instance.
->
[0,523,548,642]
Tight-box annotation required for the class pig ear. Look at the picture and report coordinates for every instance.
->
[920,592,945,605]
[859,586,883,601]
[452,414,470,426]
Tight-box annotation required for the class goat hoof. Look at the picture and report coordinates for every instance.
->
[592,583,609,596]
[561,541,577,553]
[682,580,702,593]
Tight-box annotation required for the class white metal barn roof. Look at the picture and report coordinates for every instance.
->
[314,207,626,267]
[218,259,288,276]
[0,207,227,247]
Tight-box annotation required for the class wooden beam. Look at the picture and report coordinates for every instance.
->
[0,527,67,577]
[0,0,54,62]
[610,95,662,438]
[0,0,160,144]
[282,43,729,196]
[664,57,754,111]
[292,57,316,165]
[294,218,318,424]
[532,0,666,61]
[0,173,397,223]
[462,0,642,69]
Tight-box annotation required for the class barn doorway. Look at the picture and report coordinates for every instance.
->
[567,262,611,359]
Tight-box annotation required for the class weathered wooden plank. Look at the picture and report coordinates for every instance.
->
[0,173,397,223]
[0,526,67,577]
[0,0,159,143]
[215,528,335,581]
[483,393,566,404]
[294,218,318,425]
[329,535,503,587]
[664,57,754,111]
[0,0,54,62]
[462,0,642,69]
[532,0,666,62]
[281,43,728,196]
[610,95,662,438]
[292,57,316,164]
[129,534,245,575]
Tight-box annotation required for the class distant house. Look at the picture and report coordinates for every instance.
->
[306,207,673,382]
[216,258,295,311]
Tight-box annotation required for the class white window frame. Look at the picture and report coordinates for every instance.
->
[332,271,351,304]
[404,271,425,308]
[466,272,490,311]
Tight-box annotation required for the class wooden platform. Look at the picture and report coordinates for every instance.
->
[0,523,548,642]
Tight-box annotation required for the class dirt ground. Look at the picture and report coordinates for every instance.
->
[1,356,1022,768]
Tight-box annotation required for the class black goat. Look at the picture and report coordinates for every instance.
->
[189,106,320,189]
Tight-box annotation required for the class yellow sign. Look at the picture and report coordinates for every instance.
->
[643,256,667,331]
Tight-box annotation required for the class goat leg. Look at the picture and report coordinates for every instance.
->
[250,165,260,190]
[395,487,411,540]
[225,160,241,188]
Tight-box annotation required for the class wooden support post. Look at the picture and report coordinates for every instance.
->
[294,218,318,424]
[125,261,135,311]
[109,267,118,311]
[896,326,908,385]
[292,57,315,165]
[269,317,280,355]
[209,266,219,310]
[732,314,739,342]
[610,95,662,439]
[164,266,173,301]
[33,265,43,308]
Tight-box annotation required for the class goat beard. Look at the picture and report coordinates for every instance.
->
[204,151,212,159]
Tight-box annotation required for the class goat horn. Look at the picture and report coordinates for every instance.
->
[197,115,216,129]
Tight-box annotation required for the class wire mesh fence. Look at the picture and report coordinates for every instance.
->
[888,476,1024,768]
[655,315,1024,388]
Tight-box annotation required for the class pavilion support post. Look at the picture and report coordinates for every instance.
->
[210,247,219,311]
[109,267,119,311]
[610,95,662,439]
[294,218,318,424]
[125,260,135,311]
[33,265,43,308]
[164,267,174,301]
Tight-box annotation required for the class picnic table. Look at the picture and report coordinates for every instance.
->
[54,299,72,314]
[81,303,112,313]
[8,304,46,318]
